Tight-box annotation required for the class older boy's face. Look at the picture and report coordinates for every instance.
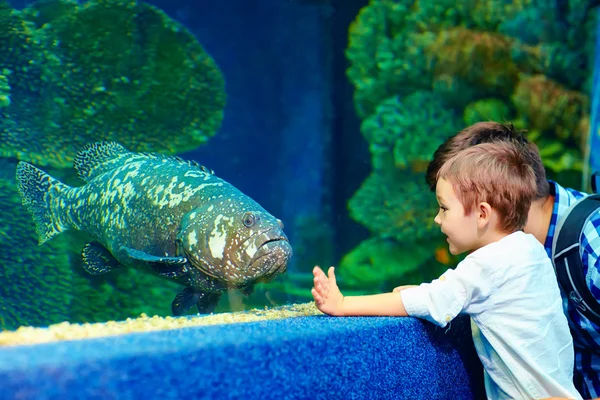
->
[434,178,479,255]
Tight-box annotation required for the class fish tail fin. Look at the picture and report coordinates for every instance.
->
[16,161,71,244]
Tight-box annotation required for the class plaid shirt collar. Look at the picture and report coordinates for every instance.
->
[543,180,587,258]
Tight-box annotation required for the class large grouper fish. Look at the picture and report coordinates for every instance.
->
[15,142,293,316]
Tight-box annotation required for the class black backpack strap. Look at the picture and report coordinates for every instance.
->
[552,193,600,326]
[593,171,600,193]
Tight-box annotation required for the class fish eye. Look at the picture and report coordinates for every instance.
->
[242,212,256,228]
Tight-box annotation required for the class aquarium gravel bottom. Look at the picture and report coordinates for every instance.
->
[0,302,322,347]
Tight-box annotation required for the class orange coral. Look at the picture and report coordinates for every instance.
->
[434,246,452,265]
[512,74,589,148]
[427,28,519,95]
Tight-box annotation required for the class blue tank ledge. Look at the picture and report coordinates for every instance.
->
[0,314,485,399]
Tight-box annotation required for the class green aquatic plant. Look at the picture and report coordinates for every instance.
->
[0,0,226,168]
[21,0,79,28]
[345,0,532,119]
[512,74,589,145]
[408,0,531,31]
[348,170,441,243]
[346,0,436,118]
[68,262,180,324]
[361,91,463,171]
[347,0,594,176]
[341,0,595,288]
[0,74,9,108]
[463,98,513,126]
[428,28,520,97]
[0,2,49,164]
[337,237,438,291]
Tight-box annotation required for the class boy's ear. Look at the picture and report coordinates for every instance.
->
[477,202,492,228]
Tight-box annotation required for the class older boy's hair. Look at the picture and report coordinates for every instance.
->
[437,141,537,232]
[426,121,549,199]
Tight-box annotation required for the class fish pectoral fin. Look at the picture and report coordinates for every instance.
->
[172,287,200,316]
[240,285,255,296]
[120,246,189,278]
[196,292,221,315]
[171,288,221,316]
[81,242,124,275]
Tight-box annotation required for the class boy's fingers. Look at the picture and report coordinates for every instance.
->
[314,280,321,294]
[314,274,324,287]
[311,288,322,304]
[328,266,337,285]
[313,266,326,279]
[314,279,327,296]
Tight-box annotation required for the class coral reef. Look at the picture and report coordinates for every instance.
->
[0,74,10,108]
[428,28,519,97]
[0,2,49,163]
[346,0,594,174]
[348,171,440,242]
[512,74,589,144]
[337,236,454,293]
[361,91,462,170]
[341,0,596,288]
[0,0,226,168]
[463,99,512,126]
[346,1,435,119]
[21,0,78,27]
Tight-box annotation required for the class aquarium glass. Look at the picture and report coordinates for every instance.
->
[0,0,598,330]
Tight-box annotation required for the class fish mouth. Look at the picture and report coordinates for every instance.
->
[246,233,292,279]
[188,231,292,285]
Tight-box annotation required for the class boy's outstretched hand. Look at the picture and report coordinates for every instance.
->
[311,266,345,316]
[311,266,410,317]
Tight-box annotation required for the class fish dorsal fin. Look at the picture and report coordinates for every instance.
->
[138,152,215,175]
[74,142,131,182]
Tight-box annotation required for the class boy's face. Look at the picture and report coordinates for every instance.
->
[434,178,479,255]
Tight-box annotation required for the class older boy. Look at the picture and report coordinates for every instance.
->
[425,122,600,400]
[312,142,581,399]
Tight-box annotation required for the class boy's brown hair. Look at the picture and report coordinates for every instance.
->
[437,141,537,232]
[426,121,549,199]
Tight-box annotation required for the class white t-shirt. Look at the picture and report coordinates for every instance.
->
[401,231,581,400]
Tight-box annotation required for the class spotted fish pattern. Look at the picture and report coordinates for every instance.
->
[16,142,292,316]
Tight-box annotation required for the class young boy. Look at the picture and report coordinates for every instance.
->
[426,122,600,400]
[311,141,582,400]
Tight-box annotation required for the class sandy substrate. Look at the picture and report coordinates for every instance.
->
[0,302,322,347]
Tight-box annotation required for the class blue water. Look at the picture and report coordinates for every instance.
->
[0,0,598,331]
